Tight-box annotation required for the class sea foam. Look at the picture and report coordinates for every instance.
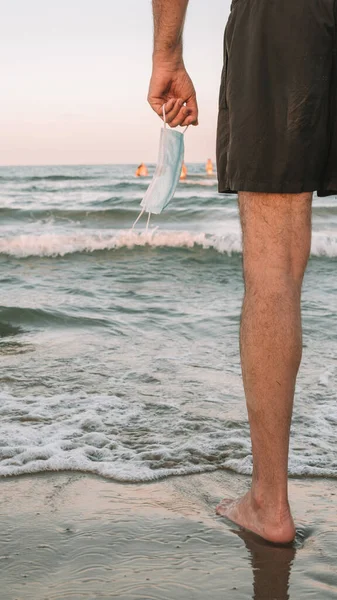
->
[0,389,335,481]
[0,229,336,258]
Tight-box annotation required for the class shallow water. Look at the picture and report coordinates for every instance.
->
[0,164,336,480]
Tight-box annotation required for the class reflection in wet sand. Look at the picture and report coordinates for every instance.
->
[233,528,296,600]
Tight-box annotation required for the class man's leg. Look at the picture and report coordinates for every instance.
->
[217,192,312,544]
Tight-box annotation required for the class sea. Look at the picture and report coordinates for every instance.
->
[0,164,336,482]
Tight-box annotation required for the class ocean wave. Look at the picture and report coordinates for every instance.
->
[314,205,337,217]
[0,230,241,258]
[0,306,110,329]
[0,200,230,223]
[112,178,219,191]
[0,175,98,183]
[0,205,139,222]
[0,392,335,481]
[0,321,22,338]
[0,230,336,258]
[182,177,218,187]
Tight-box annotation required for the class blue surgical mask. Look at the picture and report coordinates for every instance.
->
[132,106,187,229]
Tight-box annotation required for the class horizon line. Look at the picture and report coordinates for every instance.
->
[0,160,215,168]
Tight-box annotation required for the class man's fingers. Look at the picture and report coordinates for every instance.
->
[148,97,175,118]
[148,95,199,127]
[185,98,198,125]
[180,105,199,127]
[164,98,183,123]
[161,98,175,115]
[169,105,192,128]
[170,97,198,128]
[181,115,198,127]
[148,98,186,124]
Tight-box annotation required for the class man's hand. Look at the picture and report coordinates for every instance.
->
[148,59,198,128]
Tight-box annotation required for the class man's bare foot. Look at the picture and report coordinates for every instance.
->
[216,490,296,544]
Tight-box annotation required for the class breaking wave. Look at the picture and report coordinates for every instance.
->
[0,230,336,258]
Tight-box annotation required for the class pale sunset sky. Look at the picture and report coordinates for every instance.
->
[1,0,230,165]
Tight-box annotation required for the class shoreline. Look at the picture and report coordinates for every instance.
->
[1,470,336,599]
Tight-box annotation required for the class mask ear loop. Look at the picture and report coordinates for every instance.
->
[146,211,151,231]
[132,206,145,230]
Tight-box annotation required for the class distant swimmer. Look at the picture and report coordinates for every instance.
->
[180,162,187,180]
[135,163,149,177]
[206,158,213,175]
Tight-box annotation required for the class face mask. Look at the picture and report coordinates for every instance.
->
[132,106,187,229]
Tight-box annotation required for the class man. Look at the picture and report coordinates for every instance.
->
[147,0,337,544]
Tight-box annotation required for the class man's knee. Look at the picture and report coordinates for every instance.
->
[239,191,312,285]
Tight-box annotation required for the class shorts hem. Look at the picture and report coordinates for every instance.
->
[217,179,337,195]
[317,184,337,197]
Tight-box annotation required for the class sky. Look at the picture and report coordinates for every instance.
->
[1,0,230,165]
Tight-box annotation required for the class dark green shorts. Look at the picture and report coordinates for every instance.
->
[216,0,337,196]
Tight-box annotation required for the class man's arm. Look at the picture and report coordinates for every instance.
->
[148,0,198,128]
[152,0,188,58]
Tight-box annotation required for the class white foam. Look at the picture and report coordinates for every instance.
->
[0,391,336,481]
[0,230,242,258]
[1,229,337,258]
[311,232,337,257]
[0,392,248,480]
[318,368,335,387]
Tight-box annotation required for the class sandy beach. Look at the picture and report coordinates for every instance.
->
[0,471,336,599]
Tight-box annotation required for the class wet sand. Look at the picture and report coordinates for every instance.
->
[0,471,336,599]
